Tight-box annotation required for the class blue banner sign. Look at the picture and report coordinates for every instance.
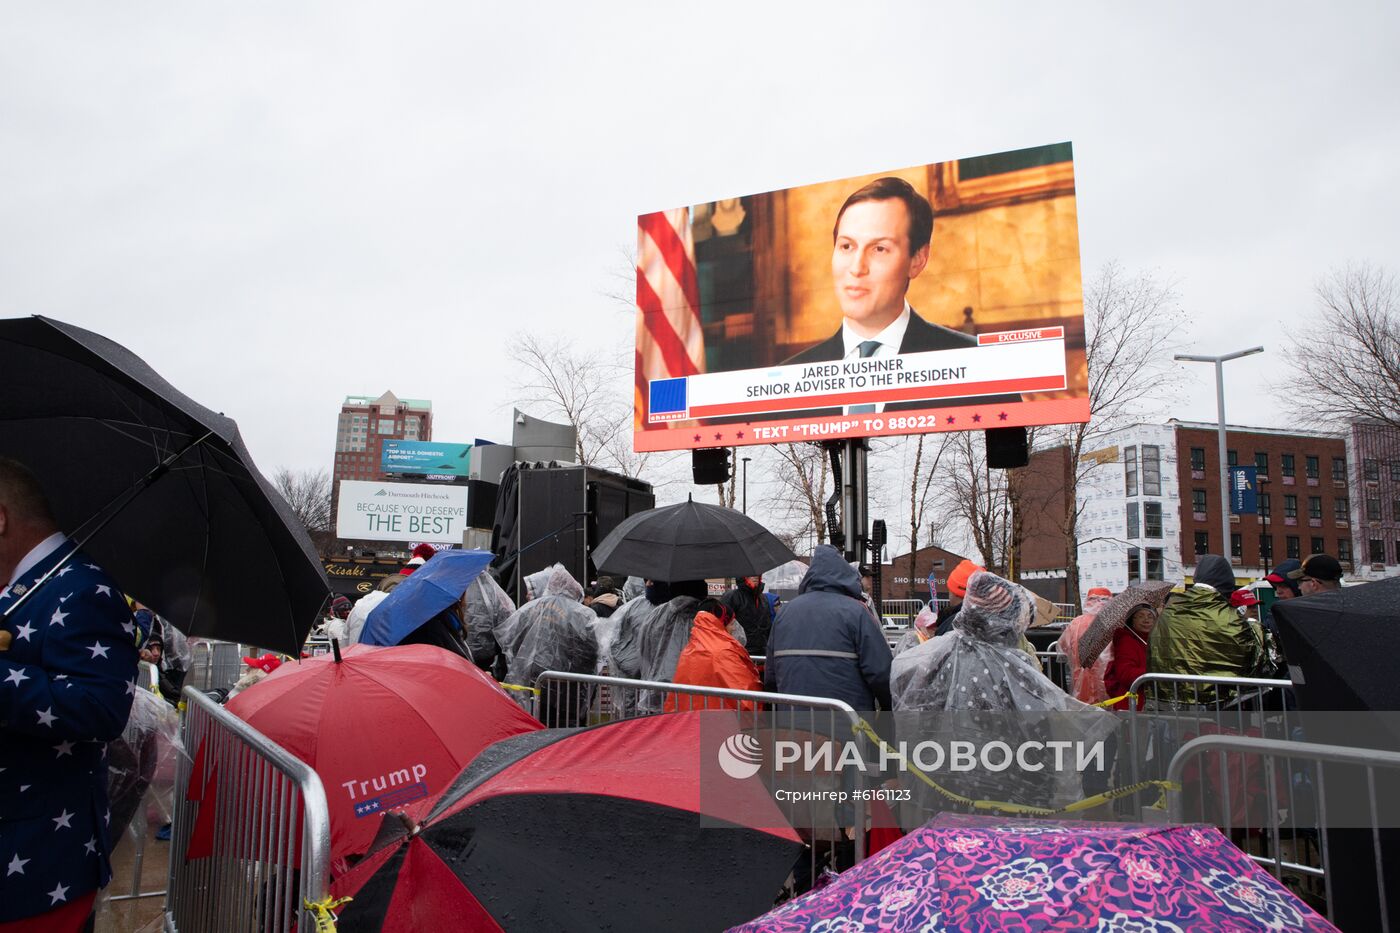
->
[381,440,473,477]
[1229,466,1258,515]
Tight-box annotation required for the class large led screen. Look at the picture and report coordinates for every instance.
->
[633,142,1088,452]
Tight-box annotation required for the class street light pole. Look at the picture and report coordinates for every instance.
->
[1175,347,1264,567]
[742,456,752,515]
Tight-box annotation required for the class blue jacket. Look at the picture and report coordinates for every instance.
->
[0,541,138,922]
[763,546,893,711]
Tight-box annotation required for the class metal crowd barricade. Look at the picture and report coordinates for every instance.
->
[880,598,926,623]
[531,671,877,883]
[189,640,249,694]
[1168,733,1400,931]
[1120,673,1296,808]
[1035,645,1072,695]
[165,687,332,933]
[304,635,333,658]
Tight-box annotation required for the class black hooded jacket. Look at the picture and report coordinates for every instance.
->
[723,578,771,656]
[763,546,893,711]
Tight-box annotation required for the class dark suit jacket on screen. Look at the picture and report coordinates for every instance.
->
[784,308,978,365]
[780,308,1020,412]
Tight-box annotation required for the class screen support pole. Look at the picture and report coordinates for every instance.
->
[842,437,869,565]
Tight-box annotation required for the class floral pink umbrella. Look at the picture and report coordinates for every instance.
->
[729,813,1335,932]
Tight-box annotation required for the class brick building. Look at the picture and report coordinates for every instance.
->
[1344,420,1400,579]
[879,543,974,602]
[1010,445,1075,604]
[1173,421,1349,578]
[331,391,433,486]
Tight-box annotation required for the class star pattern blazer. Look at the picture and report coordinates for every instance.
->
[0,543,138,922]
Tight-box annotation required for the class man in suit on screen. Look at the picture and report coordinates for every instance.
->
[782,176,1017,412]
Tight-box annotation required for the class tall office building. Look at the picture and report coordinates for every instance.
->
[331,391,433,486]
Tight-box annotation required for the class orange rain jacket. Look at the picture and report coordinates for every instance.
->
[664,611,762,711]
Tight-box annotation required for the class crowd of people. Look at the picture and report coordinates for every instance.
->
[312,543,1354,736]
[0,427,1368,933]
[1058,551,1346,710]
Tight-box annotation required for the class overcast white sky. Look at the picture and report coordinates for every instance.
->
[4,2,1397,503]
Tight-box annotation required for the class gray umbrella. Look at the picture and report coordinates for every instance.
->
[591,496,796,580]
[0,316,330,653]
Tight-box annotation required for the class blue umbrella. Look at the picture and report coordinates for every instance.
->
[361,550,495,646]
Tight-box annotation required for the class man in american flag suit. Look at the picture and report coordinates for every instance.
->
[0,458,138,931]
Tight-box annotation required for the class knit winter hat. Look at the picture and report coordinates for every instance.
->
[946,559,984,598]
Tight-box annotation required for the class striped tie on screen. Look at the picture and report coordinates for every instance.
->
[848,340,881,414]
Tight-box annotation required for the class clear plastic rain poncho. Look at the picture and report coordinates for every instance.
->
[605,593,652,680]
[463,571,515,671]
[521,567,555,603]
[894,604,939,656]
[1056,588,1116,704]
[890,571,1115,810]
[600,591,659,717]
[107,687,182,846]
[501,564,597,689]
[160,619,194,672]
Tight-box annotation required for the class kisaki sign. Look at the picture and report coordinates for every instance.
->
[633,143,1089,452]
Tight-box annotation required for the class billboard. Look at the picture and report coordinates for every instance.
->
[335,480,468,543]
[380,440,473,477]
[634,142,1088,452]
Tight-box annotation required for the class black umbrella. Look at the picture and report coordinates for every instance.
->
[1271,576,1400,933]
[591,496,796,580]
[0,316,329,653]
[1272,576,1400,712]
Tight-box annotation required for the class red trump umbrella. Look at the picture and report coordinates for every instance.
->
[224,643,543,871]
[330,712,804,932]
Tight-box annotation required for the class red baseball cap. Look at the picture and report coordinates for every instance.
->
[1229,588,1259,608]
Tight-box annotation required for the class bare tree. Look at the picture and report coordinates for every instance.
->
[509,333,629,469]
[904,433,954,588]
[941,432,1012,573]
[715,449,739,510]
[771,443,830,552]
[1283,263,1400,430]
[273,467,333,554]
[1012,263,1187,605]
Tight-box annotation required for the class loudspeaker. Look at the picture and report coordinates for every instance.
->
[985,427,1029,469]
[511,464,657,599]
[692,447,732,485]
[466,479,498,529]
[517,467,589,584]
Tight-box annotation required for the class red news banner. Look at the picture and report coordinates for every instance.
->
[638,328,1077,451]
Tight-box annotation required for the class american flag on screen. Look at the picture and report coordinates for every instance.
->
[635,209,705,424]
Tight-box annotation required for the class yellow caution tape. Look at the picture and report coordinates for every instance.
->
[850,718,1178,817]
[1094,692,1137,708]
[500,683,540,696]
[303,895,352,931]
